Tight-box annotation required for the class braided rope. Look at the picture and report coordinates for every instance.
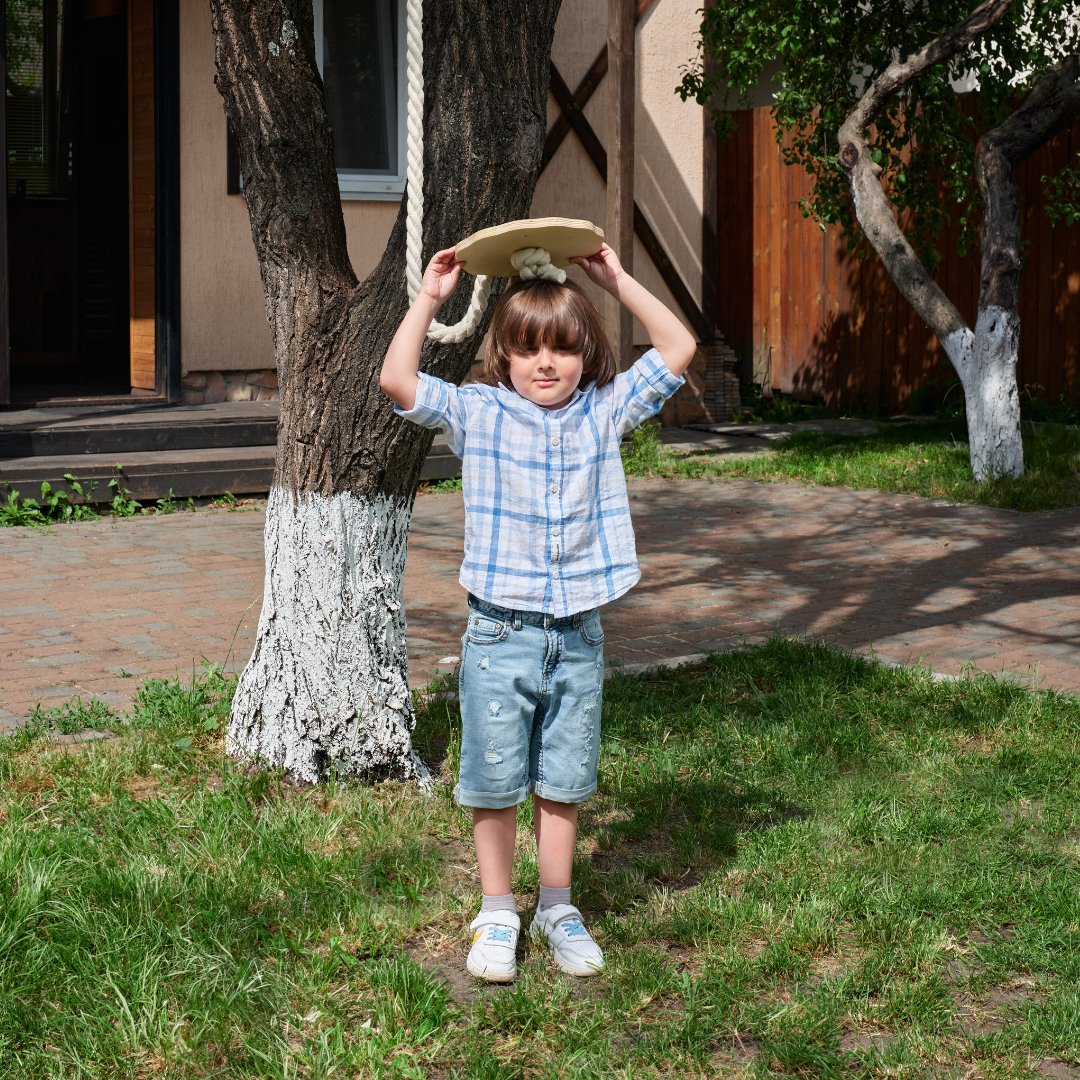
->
[510,247,566,283]
[404,0,491,344]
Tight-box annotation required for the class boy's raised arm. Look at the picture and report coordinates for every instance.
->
[380,248,462,411]
[569,244,697,377]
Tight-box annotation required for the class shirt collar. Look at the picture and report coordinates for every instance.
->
[495,383,588,414]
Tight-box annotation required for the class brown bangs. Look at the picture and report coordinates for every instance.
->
[479,279,616,390]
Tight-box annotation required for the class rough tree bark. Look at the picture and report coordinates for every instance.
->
[209,0,562,784]
[837,0,1080,482]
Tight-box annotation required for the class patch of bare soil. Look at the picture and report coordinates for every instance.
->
[802,934,867,988]
[1036,1060,1080,1079]
[709,1030,763,1075]
[954,977,1039,1038]
[405,938,502,1004]
[429,835,476,894]
[838,1027,892,1055]
[964,924,1017,946]
[124,775,163,801]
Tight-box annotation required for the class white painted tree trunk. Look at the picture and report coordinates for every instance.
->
[943,305,1024,483]
[227,486,431,787]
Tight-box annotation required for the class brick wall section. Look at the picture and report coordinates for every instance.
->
[664,340,741,426]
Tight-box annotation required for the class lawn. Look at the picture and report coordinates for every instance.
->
[623,422,1080,512]
[1,640,1077,1078]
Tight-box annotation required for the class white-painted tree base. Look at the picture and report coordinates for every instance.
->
[943,305,1024,483]
[228,486,431,787]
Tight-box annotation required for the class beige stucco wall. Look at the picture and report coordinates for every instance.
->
[180,0,705,372]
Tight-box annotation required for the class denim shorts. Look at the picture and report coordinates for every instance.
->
[454,595,605,809]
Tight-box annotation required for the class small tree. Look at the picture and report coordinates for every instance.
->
[681,0,1080,481]
[210,0,562,784]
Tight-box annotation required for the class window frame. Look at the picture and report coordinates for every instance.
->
[313,0,407,201]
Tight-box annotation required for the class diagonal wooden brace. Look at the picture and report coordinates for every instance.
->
[546,65,710,342]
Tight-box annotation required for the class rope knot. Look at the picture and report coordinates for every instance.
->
[510,247,567,284]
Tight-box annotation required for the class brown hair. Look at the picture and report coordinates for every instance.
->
[477,278,616,391]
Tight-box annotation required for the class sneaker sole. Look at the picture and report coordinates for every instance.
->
[550,951,604,977]
[466,957,516,983]
[530,926,604,977]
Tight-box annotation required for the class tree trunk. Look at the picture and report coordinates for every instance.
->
[210,0,561,784]
[940,310,1023,482]
[836,7,1078,484]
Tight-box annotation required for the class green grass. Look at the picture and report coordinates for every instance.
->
[622,421,1080,511]
[1,642,1077,1077]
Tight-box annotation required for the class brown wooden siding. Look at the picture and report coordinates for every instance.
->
[716,107,1080,413]
[129,0,155,392]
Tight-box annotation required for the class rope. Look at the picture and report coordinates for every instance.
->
[404,0,491,344]
[510,247,566,283]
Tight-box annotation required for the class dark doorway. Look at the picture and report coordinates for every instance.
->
[5,0,130,403]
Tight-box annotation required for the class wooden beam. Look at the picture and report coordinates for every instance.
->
[548,67,710,342]
[700,0,718,346]
[540,0,654,174]
[607,0,635,365]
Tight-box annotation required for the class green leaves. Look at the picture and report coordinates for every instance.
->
[681,0,1079,259]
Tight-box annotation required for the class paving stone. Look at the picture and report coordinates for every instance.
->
[110,637,179,661]
[26,652,91,669]
[2,471,1079,724]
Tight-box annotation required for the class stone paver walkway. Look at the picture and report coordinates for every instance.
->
[3,476,1080,729]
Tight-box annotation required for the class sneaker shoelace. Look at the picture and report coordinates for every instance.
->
[557,917,589,939]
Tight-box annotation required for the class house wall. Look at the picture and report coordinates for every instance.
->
[178,0,709,403]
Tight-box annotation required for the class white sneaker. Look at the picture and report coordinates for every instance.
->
[530,903,604,977]
[466,910,520,983]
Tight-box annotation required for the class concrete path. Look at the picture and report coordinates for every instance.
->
[3,476,1080,730]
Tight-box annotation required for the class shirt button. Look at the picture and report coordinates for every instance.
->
[551,436,561,447]
[551,526,561,537]
[553,569,560,577]
[550,483,559,494]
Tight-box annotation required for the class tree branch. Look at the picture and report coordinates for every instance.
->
[977,53,1080,311]
[837,0,1015,355]
[844,0,1014,136]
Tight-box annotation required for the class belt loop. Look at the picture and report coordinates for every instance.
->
[513,611,522,631]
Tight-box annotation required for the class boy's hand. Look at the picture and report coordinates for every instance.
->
[422,248,464,304]
[569,243,626,293]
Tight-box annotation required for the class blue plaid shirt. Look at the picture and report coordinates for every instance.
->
[396,349,684,617]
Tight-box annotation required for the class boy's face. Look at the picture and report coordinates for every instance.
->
[507,346,584,410]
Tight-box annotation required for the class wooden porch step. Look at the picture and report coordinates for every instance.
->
[0,439,459,502]
[0,401,279,457]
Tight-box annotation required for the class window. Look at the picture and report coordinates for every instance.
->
[314,0,405,199]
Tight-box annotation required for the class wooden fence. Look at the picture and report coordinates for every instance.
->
[715,106,1080,413]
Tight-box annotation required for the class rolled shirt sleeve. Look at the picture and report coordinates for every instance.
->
[610,348,686,438]
[394,372,469,457]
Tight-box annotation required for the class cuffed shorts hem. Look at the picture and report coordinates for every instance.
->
[529,779,597,804]
[453,782,530,809]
